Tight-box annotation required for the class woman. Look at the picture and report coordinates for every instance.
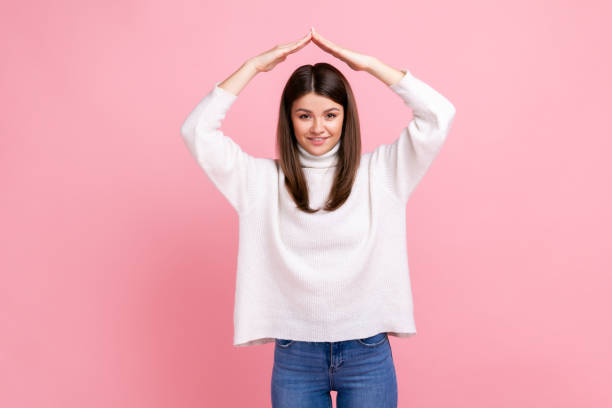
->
[180,27,456,408]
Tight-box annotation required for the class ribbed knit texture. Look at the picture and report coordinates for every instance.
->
[180,69,456,347]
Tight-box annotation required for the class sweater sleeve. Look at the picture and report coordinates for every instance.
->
[370,69,456,204]
[180,81,258,214]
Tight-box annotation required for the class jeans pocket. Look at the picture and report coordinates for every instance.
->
[275,338,296,348]
[356,332,388,347]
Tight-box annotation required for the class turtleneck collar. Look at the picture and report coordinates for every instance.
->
[297,139,341,168]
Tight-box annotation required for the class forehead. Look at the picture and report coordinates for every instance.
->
[291,92,343,112]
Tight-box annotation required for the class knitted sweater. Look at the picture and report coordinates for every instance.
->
[180,69,456,347]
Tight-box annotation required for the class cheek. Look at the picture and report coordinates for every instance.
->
[292,120,304,135]
[331,120,343,134]
[295,123,309,136]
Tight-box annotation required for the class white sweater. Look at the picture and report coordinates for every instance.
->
[180,69,456,347]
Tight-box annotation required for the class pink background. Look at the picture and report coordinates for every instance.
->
[2,0,610,407]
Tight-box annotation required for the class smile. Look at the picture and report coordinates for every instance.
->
[307,136,328,145]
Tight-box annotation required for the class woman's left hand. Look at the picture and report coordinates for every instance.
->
[310,27,373,72]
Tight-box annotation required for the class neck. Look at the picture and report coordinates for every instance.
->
[297,139,341,168]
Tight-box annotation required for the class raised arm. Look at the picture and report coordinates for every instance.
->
[309,29,457,204]
[179,62,259,214]
[180,33,312,214]
[368,59,457,203]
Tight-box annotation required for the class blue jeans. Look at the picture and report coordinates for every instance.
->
[271,332,398,407]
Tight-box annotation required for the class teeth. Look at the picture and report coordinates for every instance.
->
[312,138,324,141]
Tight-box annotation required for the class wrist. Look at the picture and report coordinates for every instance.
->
[365,56,380,75]
[243,59,260,75]
[366,58,405,86]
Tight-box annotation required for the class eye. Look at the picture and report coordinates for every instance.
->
[297,113,338,119]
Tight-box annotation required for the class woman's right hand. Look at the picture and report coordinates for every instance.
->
[247,32,312,73]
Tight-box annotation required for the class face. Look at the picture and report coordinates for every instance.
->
[290,92,344,156]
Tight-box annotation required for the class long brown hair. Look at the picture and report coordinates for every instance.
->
[276,63,362,213]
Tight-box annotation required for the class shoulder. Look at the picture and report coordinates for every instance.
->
[251,157,277,173]
[360,150,374,166]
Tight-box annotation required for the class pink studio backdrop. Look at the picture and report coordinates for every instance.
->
[1,1,610,407]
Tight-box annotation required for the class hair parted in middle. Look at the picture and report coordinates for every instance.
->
[276,62,362,214]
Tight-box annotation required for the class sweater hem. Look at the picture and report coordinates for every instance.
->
[233,330,417,348]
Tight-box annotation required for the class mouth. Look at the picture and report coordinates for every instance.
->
[307,136,329,146]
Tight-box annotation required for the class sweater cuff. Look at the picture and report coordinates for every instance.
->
[388,68,414,91]
[213,80,239,107]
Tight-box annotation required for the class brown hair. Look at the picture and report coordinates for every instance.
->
[276,62,362,213]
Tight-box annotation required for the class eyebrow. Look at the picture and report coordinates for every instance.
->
[295,108,340,113]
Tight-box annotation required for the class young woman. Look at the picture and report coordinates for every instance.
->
[180,27,456,408]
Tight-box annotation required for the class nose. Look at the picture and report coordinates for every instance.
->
[311,118,325,134]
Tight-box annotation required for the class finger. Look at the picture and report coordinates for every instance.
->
[280,31,311,50]
[311,28,330,45]
[318,35,340,53]
[281,32,312,56]
[311,30,342,56]
[288,39,309,54]
[292,32,312,50]
[314,38,342,59]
